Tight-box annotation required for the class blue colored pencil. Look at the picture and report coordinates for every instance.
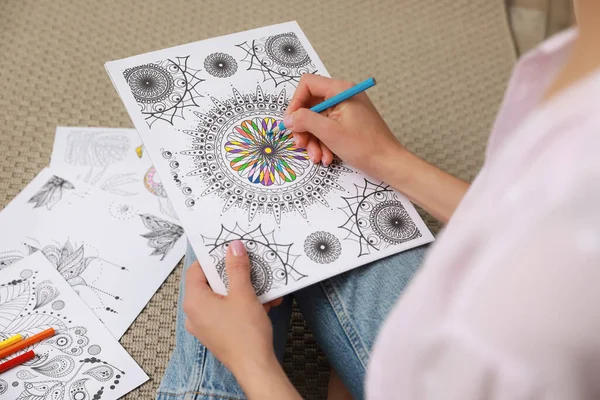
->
[269,77,377,135]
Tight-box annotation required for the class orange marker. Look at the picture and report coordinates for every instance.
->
[0,334,23,351]
[0,328,55,360]
[0,350,35,373]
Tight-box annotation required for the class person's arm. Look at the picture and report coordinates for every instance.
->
[285,75,469,223]
[381,149,469,223]
[183,241,301,400]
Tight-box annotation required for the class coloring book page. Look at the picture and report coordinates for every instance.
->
[0,251,148,399]
[0,168,186,338]
[50,126,179,221]
[105,21,434,302]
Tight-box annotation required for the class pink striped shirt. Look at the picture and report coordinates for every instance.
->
[367,28,600,399]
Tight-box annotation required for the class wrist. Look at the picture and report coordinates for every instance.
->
[372,141,416,187]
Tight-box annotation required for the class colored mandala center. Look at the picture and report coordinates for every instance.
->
[224,117,310,187]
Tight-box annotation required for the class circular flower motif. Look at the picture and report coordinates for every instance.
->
[304,231,342,264]
[144,166,167,197]
[124,64,174,104]
[224,117,310,186]
[204,52,238,78]
[216,252,273,296]
[369,201,418,244]
[265,33,310,68]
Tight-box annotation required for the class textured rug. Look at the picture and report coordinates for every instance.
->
[0,0,516,398]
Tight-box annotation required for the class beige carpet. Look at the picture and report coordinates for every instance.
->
[0,0,516,398]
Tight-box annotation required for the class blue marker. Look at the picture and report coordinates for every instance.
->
[269,77,377,135]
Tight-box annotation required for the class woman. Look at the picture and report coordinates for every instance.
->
[158,1,600,398]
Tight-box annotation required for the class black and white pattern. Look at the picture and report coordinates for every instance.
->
[175,85,351,223]
[28,176,75,210]
[340,179,422,257]
[32,240,126,315]
[124,56,204,127]
[0,271,129,399]
[139,214,184,260]
[203,52,238,78]
[237,32,317,86]
[304,231,342,264]
[203,224,306,296]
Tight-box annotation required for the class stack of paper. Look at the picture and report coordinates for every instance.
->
[0,127,186,397]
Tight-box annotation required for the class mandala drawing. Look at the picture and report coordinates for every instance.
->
[178,86,351,222]
[0,273,128,399]
[123,56,204,127]
[224,117,310,186]
[340,180,422,257]
[204,52,238,78]
[161,149,196,209]
[139,214,184,260]
[304,231,342,264]
[203,224,306,296]
[28,176,75,210]
[237,32,317,86]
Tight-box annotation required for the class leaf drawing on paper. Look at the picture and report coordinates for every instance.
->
[0,280,30,331]
[99,173,138,196]
[139,214,184,260]
[28,176,75,210]
[0,270,131,398]
[65,131,131,185]
[237,32,318,87]
[123,56,204,127]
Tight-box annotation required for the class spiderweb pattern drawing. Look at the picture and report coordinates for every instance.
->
[203,224,306,296]
[340,179,422,257]
[123,56,204,127]
[237,32,317,86]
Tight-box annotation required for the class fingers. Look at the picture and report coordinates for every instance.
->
[270,298,284,307]
[225,240,256,298]
[292,132,309,148]
[320,142,334,166]
[306,137,322,164]
[286,108,340,144]
[183,261,216,318]
[287,75,353,114]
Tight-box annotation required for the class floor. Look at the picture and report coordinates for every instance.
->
[507,0,575,54]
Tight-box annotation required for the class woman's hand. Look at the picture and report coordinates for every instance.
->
[285,74,408,182]
[183,241,300,399]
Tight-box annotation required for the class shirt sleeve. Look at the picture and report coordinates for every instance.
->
[413,187,600,400]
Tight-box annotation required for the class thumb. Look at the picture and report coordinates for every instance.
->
[285,108,340,145]
[225,240,256,298]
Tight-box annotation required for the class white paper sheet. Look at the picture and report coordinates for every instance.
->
[105,21,434,302]
[0,168,186,338]
[50,126,179,221]
[0,251,148,399]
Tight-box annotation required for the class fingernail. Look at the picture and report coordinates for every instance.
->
[230,240,246,256]
[307,147,317,163]
[283,114,293,129]
[322,157,329,167]
[292,135,300,147]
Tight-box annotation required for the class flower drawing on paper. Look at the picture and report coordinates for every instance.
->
[139,214,184,260]
[28,176,75,210]
[224,117,310,186]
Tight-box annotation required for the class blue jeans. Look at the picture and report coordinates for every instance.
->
[157,243,426,400]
